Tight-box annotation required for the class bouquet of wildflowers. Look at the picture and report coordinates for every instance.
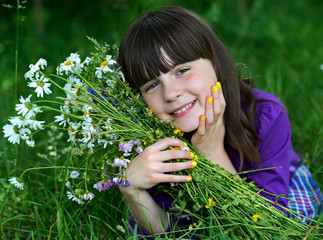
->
[4,39,322,239]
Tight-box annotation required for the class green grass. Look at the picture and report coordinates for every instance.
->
[0,0,322,239]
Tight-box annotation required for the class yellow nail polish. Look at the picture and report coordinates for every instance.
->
[183,142,188,147]
[208,97,213,103]
[216,82,221,88]
[201,116,205,121]
[187,176,192,182]
[192,161,197,167]
[212,86,218,92]
[190,152,194,158]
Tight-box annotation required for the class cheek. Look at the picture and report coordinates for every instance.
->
[143,96,165,119]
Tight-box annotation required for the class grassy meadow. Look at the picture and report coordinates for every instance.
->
[0,0,322,239]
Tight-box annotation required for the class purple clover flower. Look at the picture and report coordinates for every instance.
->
[135,147,143,153]
[119,141,134,155]
[93,180,113,192]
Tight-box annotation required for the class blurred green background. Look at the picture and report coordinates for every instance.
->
[0,0,322,238]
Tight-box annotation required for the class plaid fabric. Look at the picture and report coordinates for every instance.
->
[288,164,323,222]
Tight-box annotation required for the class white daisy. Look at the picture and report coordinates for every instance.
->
[54,105,70,127]
[57,53,82,75]
[67,122,81,145]
[8,116,25,128]
[16,94,39,116]
[27,73,52,98]
[8,177,24,190]
[23,118,45,130]
[80,57,92,70]
[3,123,31,144]
[95,55,117,79]
[98,138,113,148]
[24,58,47,80]
[26,138,35,147]
[82,105,93,122]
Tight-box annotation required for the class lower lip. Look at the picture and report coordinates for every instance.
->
[170,100,196,119]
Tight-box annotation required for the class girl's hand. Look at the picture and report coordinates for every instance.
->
[191,82,227,166]
[122,137,195,191]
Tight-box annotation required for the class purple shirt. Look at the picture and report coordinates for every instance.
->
[228,89,300,210]
[129,89,300,237]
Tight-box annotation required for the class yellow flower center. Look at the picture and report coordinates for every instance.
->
[100,61,109,67]
[13,125,20,134]
[64,60,72,66]
[68,126,72,130]
[36,80,45,87]
[25,102,33,110]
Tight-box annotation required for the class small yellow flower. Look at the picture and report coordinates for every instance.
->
[149,135,154,142]
[205,198,215,209]
[194,154,199,160]
[173,146,181,150]
[251,214,262,222]
[143,140,147,146]
[174,129,184,136]
[155,130,160,135]
[148,108,153,116]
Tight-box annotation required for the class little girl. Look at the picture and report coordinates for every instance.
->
[117,6,322,237]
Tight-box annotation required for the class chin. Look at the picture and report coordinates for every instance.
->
[177,123,198,133]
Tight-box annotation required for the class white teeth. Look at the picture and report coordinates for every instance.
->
[173,101,194,115]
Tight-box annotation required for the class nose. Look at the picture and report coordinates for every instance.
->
[161,73,182,102]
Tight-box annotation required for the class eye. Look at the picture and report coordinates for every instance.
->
[145,82,159,92]
[176,67,190,76]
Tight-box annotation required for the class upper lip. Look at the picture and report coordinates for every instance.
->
[169,100,196,114]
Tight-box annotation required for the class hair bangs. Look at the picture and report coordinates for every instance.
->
[122,10,212,89]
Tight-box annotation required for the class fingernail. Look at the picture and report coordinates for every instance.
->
[208,97,213,103]
[190,152,194,158]
[201,116,205,121]
[216,82,221,88]
[212,86,218,92]
[187,176,192,182]
[192,161,197,167]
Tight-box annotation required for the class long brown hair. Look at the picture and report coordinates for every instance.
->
[118,6,261,167]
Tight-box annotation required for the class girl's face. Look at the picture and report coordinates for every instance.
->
[140,58,218,132]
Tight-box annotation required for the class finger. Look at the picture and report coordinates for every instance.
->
[148,137,187,152]
[196,114,206,136]
[155,160,197,173]
[205,95,214,124]
[158,173,193,183]
[218,83,226,115]
[156,149,194,162]
[211,84,221,121]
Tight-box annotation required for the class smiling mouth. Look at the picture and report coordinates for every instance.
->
[171,100,196,115]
